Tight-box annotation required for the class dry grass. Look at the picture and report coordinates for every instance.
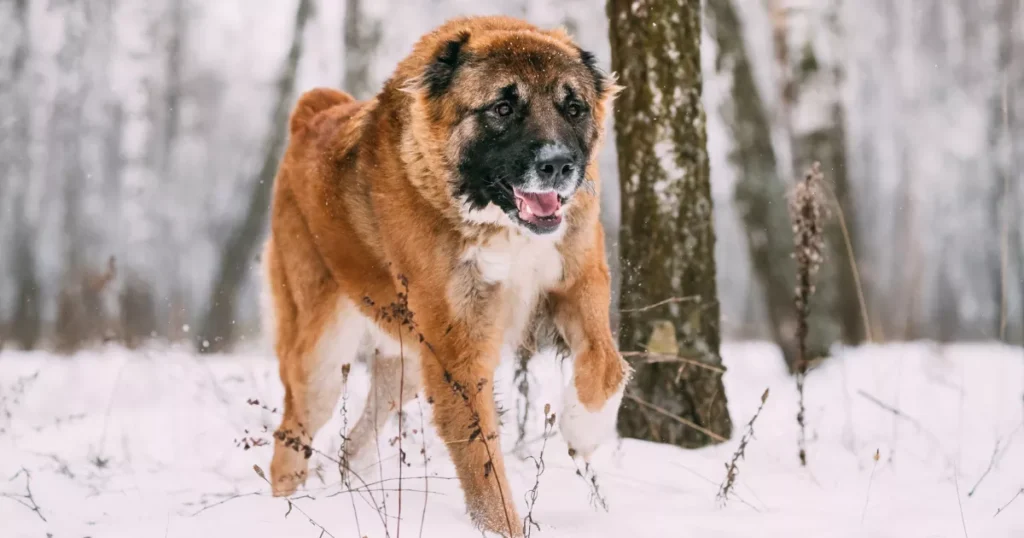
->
[789,162,829,466]
[717,388,769,506]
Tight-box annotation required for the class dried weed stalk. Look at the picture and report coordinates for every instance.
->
[1,468,45,522]
[861,448,880,524]
[366,275,516,538]
[790,162,829,466]
[717,388,769,505]
[568,448,609,512]
[513,346,532,453]
[337,363,363,537]
[994,487,1024,517]
[253,464,336,537]
[245,398,391,534]
[523,403,555,537]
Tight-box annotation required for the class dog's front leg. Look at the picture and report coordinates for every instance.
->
[409,285,522,537]
[552,248,631,461]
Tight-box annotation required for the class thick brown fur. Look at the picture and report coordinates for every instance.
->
[264,16,628,536]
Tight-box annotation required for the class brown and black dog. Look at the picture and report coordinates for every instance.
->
[262,15,629,536]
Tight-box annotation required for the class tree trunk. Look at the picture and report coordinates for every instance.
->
[772,0,866,347]
[342,0,380,100]
[0,0,40,350]
[609,0,732,447]
[706,0,832,370]
[991,0,1019,342]
[197,0,314,353]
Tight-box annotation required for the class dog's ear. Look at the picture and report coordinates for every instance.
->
[577,46,606,96]
[576,47,624,105]
[421,31,472,99]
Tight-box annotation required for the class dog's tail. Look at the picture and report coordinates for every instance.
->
[289,88,355,135]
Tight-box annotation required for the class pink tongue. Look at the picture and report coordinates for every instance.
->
[514,190,560,217]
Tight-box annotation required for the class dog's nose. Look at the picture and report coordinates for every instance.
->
[535,151,576,182]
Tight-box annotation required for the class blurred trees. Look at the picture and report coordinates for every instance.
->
[1,0,40,350]
[0,0,1019,353]
[610,0,733,447]
[770,0,865,348]
[342,0,381,99]
[197,0,314,352]
[706,0,817,369]
[707,0,866,370]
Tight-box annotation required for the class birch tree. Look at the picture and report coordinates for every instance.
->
[609,0,732,447]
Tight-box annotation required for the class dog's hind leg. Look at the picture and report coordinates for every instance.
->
[270,297,364,497]
[344,339,422,480]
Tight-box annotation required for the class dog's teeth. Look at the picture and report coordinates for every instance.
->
[554,207,563,217]
[523,206,533,216]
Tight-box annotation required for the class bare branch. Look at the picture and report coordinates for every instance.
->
[619,295,700,313]
[624,392,728,443]
[620,351,725,374]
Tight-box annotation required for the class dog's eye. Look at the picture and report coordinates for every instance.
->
[494,102,513,117]
[567,102,583,118]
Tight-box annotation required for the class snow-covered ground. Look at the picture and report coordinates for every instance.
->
[1,342,1022,537]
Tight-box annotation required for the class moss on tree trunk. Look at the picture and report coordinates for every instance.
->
[609,0,732,447]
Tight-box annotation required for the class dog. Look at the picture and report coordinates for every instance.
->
[262,15,629,536]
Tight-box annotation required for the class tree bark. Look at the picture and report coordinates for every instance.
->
[197,0,314,352]
[609,0,732,447]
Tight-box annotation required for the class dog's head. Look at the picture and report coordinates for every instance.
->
[400,17,619,236]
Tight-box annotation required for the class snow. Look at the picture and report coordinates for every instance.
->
[2,343,1023,537]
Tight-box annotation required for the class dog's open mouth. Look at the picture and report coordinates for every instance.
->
[513,188,563,230]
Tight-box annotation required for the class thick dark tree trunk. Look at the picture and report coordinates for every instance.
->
[609,0,732,447]
[197,0,313,352]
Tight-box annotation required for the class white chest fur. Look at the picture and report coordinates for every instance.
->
[461,231,564,347]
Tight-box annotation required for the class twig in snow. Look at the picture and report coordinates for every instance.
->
[523,404,555,537]
[247,399,390,533]
[856,390,925,431]
[994,488,1024,518]
[253,464,336,537]
[337,363,362,538]
[417,395,429,538]
[953,471,969,537]
[568,449,608,512]
[861,449,880,524]
[717,388,769,506]
[513,346,532,453]
[968,440,1001,497]
[0,371,40,435]
[190,490,265,516]
[1,468,46,522]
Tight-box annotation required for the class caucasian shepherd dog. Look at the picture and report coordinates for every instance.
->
[262,15,629,536]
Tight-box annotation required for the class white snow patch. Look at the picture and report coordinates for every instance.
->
[1,342,1022,537]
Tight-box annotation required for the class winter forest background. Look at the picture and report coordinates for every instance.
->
[0,0,1021,352]
[2,1,1024,536]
